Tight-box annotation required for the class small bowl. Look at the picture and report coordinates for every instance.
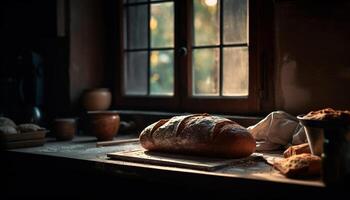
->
[87,111,120,141]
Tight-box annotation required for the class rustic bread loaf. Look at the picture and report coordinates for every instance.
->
[139,113,256,158]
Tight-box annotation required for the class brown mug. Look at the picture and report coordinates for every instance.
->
[53,118,77,141]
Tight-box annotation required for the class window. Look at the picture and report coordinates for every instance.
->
[115,0,271,114]
[123,0,175,96]
[192,0,248,97]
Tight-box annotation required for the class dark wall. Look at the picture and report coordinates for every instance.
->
[0,0,70,125]
[69,0,108,112]
[1,0,350,119]
[274,1,350,114]
[0,0,57,39]
[0,0,108,125]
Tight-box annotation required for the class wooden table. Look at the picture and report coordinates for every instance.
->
[2,135,327,198]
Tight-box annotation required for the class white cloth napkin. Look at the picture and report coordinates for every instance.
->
[247,111,307,151]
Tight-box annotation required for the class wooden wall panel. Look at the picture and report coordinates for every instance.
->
[274,1,350,114]
[69,0,107,112]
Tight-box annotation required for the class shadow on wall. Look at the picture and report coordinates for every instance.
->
[275,1,350,114]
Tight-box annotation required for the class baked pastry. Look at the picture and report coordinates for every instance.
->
[139,113,256,158]
[283,143,311,158]
[17,123,44,133]
[302,108,350,122]
[273,153,321,178]
[0,117,16,127]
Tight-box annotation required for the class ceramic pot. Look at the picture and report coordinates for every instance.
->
[87,111,120,141]
[53,118,77,141]
[82,88,111,111]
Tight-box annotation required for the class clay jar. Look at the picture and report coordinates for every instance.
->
[87,111,120,141]
[53,118,77,141]
[82,88,111,111]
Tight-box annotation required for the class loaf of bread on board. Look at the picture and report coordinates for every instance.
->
[139,113,256,158]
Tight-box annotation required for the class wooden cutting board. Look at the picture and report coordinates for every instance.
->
[107,149,263,171]
[2,131,47,142]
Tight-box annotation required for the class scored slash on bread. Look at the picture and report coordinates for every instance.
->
[273,153,321,178]
[139,113,256,158]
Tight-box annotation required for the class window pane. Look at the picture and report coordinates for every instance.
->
[223,0,248,44]
[125,5,148,49]
[124,51,148,95]
[150,50,174,96]
[223,47,248,96]
[151,2,174,48]
[193,0,220,46]
[192,48,219,96]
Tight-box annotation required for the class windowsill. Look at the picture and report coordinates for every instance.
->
[3,136,325,197]
[115,109,264,129]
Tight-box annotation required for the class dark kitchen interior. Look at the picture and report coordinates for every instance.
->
[1,0,350,198]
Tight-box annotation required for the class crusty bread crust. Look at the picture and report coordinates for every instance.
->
[283,143,311,158]
[139,114,256,158]
[302,108,350,122]
[274,153,321,178]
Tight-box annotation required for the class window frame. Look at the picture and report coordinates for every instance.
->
[123,1,175,97]
[113,0,274,115]
[115,0,180,111]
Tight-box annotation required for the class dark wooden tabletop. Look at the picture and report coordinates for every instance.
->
[3,135,328,198]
